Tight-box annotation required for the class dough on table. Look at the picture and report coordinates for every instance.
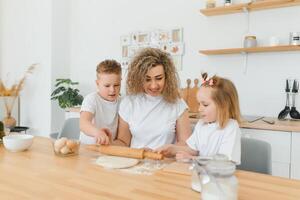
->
[96,155,139,169]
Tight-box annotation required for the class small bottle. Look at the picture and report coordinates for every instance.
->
[224,0,232,6]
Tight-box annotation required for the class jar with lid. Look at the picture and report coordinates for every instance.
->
[201,155,238,200]
[243,35,257,48]
[224,0,232,6]
[191,156,212,192]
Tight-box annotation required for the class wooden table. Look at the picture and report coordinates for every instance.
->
[1,137,300,200]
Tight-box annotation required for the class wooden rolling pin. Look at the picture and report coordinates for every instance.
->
[86,145,163,160]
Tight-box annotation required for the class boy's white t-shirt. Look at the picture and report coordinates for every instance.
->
[80,92,120,144]
[119,94,188,149]
[186,119,241,165]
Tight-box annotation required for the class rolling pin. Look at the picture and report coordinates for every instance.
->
[86,145,163,160]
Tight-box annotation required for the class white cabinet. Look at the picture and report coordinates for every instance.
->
[241,128,291,178]
[291,132,300,180]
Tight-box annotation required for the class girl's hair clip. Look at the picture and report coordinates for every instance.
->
[201,73,214,86]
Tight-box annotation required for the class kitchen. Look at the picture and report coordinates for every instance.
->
[1,0,300,199]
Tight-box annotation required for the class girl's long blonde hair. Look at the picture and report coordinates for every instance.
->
[126,48,180,103]
[201,73,241,128]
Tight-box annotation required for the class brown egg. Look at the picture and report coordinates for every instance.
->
[66,140,78,152]
[60,146,71,155]
[54,137,67,153]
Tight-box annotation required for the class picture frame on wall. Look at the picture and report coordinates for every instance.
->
[168,42,184,56]
[171,27,183,42]
[137,32,150,44]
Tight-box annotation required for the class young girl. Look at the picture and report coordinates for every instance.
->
[156,73,242,164]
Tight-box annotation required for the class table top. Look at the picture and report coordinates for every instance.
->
[1,136,300,200]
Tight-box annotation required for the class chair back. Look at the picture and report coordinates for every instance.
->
[57,118,80,140]
[237,137,272,174]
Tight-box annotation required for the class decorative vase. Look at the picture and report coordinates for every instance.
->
[3,113,16,129]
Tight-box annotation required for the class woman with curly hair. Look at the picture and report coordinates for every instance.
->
[114,48,191,149]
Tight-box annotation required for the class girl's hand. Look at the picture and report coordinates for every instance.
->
[175,151,193,162]
[95,128,112,145]
[155,144,176,157]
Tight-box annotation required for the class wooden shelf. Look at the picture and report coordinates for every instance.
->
[200,0,300,16]
[199,45,300,55]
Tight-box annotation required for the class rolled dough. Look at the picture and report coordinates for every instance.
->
[95,155,139,169]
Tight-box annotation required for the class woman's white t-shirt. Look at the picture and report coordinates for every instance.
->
[186,119,241,164]
[80,92,120,144]
[119,94,188,149]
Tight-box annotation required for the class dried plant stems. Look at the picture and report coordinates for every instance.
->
[0,63,37,116]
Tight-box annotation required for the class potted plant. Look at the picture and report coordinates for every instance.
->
[51,79,83,109]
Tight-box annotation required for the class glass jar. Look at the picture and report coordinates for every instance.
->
[191,156,212,192]
[289,32,300,45]
[201,158,238,200]
[244,36,257,48]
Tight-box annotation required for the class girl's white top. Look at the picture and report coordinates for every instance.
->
[119,94,187,149]
[187,119,241,164]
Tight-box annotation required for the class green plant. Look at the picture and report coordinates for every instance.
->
[51,79,83,109]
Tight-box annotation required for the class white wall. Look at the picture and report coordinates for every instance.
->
[1,0,300,134]
[69,0,300,118]
[51,0,71,133]
[0,0,52,136]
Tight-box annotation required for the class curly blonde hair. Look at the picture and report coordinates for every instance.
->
[126,48,180,103]
[201,73,241,128]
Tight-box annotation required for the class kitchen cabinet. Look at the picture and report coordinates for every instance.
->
[241,128,291,178]
[291,132,300,179]
[200,0,300,16]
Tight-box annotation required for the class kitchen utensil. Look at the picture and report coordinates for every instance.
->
[278,79,291,120]
[290,79,300,119]
[87,145,164,160]
[262,118,275,125]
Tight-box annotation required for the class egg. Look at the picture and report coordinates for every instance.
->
[66,140,78,152]
[54,137,67,153]
[60,146,71,155]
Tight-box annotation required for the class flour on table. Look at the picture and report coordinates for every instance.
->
[95,155,139,169]
[120,160,166,175]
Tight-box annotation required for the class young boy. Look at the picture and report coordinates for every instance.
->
[80,59,121,145]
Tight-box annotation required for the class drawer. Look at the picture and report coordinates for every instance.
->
[291,132,300,165]
[291,163,300,180]
[271,162,290,178]
[241,128,291,163]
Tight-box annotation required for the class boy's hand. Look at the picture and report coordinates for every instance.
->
[95,128,112,145]
[155,144,176,157]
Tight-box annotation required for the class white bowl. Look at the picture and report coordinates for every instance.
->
[3,134,34,152]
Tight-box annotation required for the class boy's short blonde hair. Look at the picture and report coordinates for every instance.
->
[201,73,241,128]
[96,60,121,78]
[126,48,180,103]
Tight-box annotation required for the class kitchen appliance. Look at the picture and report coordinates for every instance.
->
[278,79,292,120]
